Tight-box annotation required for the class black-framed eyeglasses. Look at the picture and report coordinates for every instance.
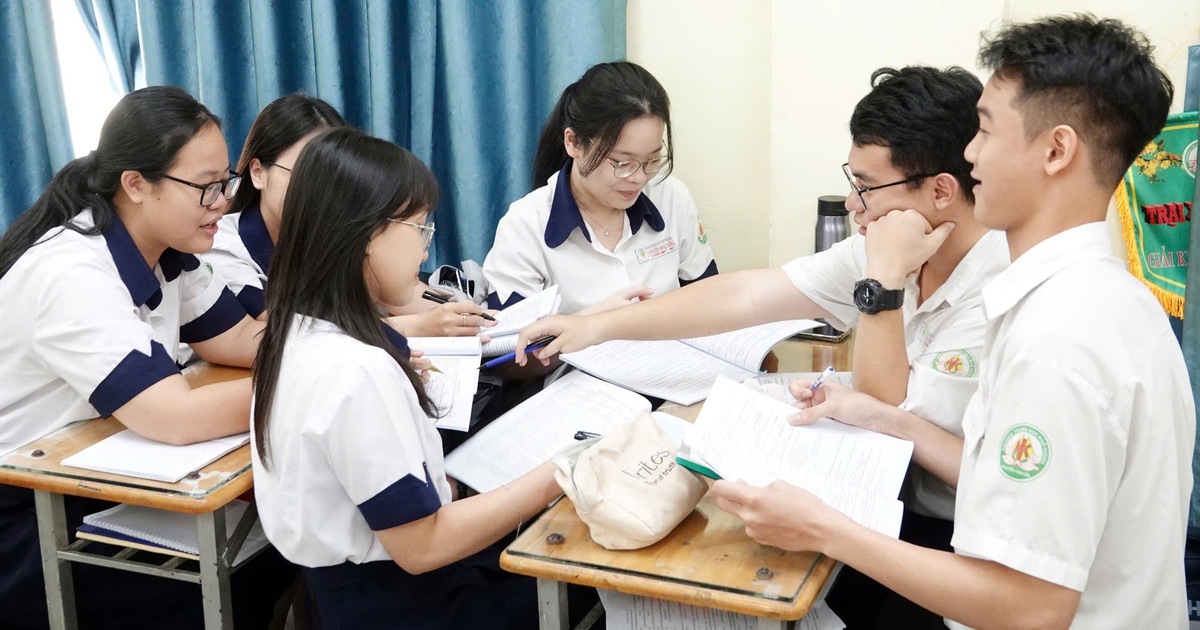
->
[841,163,937,211]
[386,219,436,251]
[161,170,243,207]
[607,156,670,178]
[260,160,292,173]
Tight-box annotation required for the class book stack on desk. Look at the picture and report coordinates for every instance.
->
[77,500,269,563]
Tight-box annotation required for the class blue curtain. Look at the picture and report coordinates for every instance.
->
[82,0,625,269]
[74,0,141,93]
[0,2,74,232]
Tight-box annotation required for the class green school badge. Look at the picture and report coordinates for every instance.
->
[999,424,1051,481]
[932,350,976,377]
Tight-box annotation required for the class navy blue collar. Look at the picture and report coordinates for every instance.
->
[101,214,196,310]
[542,160,666,248]
[237,203,274,274]
[381,323,411,357]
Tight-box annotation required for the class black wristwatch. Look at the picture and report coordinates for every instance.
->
[853,278,904,315]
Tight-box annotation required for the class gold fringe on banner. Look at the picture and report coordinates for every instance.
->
[1116,180,1186,318]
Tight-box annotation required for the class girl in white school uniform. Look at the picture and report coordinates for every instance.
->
[0,86,290,629]
[205,92,494,336]
[483,61,718,315]
[251,127,561,629]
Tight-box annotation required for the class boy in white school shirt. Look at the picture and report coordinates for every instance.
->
[712,15,1193,629]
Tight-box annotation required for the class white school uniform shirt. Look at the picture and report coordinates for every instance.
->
[483,160,718,314]
[948,223,1192,630]
[201,204,273,318]
[782,230,1009,520]
[0,210,246,456]
[251,315,450,567]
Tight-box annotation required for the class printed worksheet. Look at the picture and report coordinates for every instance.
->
[408,337,481,431]
[687,376,912,537]
[599,590,845,630]
[561,320,821,404]
[444,371,651,492]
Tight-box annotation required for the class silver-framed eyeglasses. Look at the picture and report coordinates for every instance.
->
[387,219,436,251]
[841,163,936,211]
[607,156,670,178]
[161,170,243,207]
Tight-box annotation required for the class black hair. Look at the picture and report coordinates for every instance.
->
[253,127,440,466]
[531,61,674,188]
[0,86,220,279]
[978,14,1173,188]
[850,66,983,204]
[227,92,346,215]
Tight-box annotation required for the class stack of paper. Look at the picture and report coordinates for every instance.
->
[480,285,561,357]
[444,371,652,493]
[561,320,822,405]
[61,430,250,483]
[408,336,482,431]
[683,376,913,538]
[751,371,854,403]
[78,500,269,563]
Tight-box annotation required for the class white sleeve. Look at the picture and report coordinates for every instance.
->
[780,234,866,331]
[321,361,444,531]
[482,206,550,309]
[31,254,179,418]
[201,228,266,316]
[177,255,248,344]
[952,354,1116,591]
[660,178,717,282]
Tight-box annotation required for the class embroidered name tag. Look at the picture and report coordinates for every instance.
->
[635,237,676,264]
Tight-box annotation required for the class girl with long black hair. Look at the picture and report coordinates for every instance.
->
[251,126,557,628]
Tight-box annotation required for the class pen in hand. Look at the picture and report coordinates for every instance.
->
[422,290,496,322]
[809,365,835,392]
[478,336,556,370]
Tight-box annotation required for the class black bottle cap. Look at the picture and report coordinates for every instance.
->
[817,195,848,216]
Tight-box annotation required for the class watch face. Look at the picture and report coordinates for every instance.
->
[855,279,900,314]
[854,282,879,312]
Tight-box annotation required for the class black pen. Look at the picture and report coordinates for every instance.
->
[422,290,496,322]
[574,430,601,441]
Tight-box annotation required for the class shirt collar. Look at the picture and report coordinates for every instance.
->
[982,222,1112,320]
[915,230,1009,312]
[99,211,193,309]
[296,314,412,358]
[237,203,274,274]
[542,160,666,248]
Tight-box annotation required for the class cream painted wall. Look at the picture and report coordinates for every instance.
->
[627,0,1200,271]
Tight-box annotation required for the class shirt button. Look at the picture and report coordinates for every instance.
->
[613,260,622,267]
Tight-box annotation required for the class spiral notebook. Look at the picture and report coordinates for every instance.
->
[77,500,269,563]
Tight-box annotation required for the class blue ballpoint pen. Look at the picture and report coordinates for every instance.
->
[809,365,835,392]
[478,336,556,369]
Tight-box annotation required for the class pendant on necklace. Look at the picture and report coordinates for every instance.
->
[603,228,610,236]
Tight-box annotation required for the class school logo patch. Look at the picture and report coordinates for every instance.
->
[635,237,677,264]
[697,220,708,245]
[932,350,976,377]
[999,424,1051,481]
[1184,140,1198,178]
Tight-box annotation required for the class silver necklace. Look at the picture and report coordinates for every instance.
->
[579,205,622,237]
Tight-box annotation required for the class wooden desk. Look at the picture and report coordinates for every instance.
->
[501,336,853,629]
[0,364,255,630]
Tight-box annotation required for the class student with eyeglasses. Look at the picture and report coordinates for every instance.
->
[482,61,719,317]
[0,86,292,628]
[251,127,567,628]
[204,93,494,338]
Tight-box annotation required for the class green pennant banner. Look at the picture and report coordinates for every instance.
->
[1116,111,1197,318]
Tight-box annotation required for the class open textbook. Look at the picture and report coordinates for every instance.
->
[445,371,657,493]
[480,285,561,357]
[684,376,913,538]
[408,336,482,431]
[561,320,822,405]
